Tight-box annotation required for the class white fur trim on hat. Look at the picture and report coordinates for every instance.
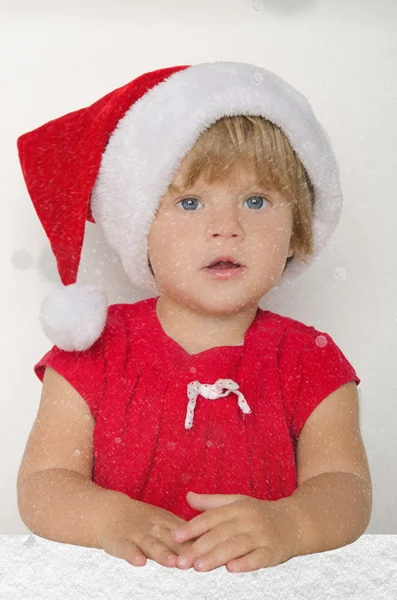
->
[39,283,108,351]
[91,61,342,294]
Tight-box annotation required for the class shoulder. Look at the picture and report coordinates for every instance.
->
[257,308,329,353]
[101,298,156,355]
[105,297,153,330]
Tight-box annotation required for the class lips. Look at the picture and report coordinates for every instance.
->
[206,255,242,268]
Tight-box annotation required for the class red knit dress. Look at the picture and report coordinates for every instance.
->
[34,296,360,521]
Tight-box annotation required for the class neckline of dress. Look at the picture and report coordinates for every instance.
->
[150,296,263,359]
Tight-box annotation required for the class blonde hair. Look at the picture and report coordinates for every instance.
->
[148,115,315,276]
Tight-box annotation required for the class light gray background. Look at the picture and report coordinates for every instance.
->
[1,0,396,535]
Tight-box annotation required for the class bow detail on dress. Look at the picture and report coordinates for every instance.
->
[185,378,251,429]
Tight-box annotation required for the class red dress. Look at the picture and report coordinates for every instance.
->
[34,296,360,521]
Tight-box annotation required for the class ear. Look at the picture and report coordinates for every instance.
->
[287,239,295,258]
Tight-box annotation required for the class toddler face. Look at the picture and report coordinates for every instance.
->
[147,161,294,315]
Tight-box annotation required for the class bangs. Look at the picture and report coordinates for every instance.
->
[168,115,314,207]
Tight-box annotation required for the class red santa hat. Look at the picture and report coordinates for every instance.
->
[17,61,343,352]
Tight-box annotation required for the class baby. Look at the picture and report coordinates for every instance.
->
[16,62,372,574]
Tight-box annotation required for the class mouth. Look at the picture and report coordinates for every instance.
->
[204,264,245,279]
[204,255,244,269]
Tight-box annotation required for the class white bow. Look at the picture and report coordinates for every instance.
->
[185,378,251,429]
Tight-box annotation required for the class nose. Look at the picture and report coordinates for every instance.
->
[206,205,244,238]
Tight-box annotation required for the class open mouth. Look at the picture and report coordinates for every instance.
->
[207,261,240,270]
[204,262,245,280]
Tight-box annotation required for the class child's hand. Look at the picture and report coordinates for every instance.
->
[98,498,198,569]
[171,491,298,573]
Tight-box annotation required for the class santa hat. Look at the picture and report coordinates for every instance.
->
[17,61,342,352]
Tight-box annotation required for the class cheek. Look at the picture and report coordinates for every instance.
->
[259,218,293,246]
[148,222,187,260]
[250,231,291,267]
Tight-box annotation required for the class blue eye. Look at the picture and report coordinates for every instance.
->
[177,196,269,211]
[243,196,268,209]
[178,198,201,210]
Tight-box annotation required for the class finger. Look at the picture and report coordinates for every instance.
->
[165,516,190,537]
[141,534,182,569]
[193,533,254,572]
[103,537,148,567]
[150,522,190,550]
[167,536,198,557]
[226,546,276,573]
[175,516,189,524]
[156,522,198,554]
[176,518,237,570]
[172,505,228,543]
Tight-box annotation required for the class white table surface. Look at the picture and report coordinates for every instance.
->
[0,534,396,599]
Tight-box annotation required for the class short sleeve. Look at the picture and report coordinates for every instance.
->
[290,332,361,440]
[34,339,106,420]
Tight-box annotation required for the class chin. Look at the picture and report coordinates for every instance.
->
[194,294,258,316]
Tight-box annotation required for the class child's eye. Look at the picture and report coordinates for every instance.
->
[176,195,270,211]
[177,197,203,210]
[243,196,270,209]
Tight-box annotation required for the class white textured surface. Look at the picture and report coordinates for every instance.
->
[1,535,396,599]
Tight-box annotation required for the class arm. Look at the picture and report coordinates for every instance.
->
[166,384,372,572]
[18,468,136,548]
[18,368,192,566]
[18,467,196,570]
[17,367,136,548]
[279,471,372,557]
[280,381,373,557]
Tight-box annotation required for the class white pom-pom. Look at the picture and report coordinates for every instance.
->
[39,283,108,352]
